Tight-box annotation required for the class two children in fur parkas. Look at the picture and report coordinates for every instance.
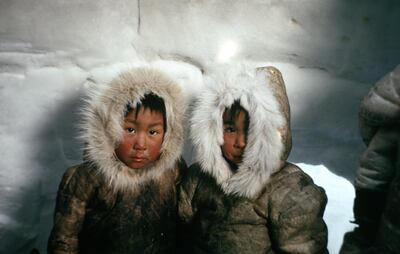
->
[48,66,328,254]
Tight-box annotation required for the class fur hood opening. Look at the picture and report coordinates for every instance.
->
[190,65,291,198]
[81,68,186,193]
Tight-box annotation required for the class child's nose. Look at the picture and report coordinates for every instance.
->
[235,133,246,149]
[134,133,146,150]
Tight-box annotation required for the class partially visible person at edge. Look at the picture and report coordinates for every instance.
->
[340,65,400,254]
[48,67,187,254]
[178,65,328,253]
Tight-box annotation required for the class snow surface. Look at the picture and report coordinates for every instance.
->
[300,163,355,254]
[1,1,399,253]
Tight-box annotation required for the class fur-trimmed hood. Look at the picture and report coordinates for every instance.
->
[190,66,291,198]
[81,68,185,193]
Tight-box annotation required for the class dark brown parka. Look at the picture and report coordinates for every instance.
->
[48,68,187,254]
[357,65,400,252]
[179,66,328,253]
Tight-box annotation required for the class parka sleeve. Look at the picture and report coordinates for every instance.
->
[178,163,201,223]
[47,164,95,254]
[355,127,398,191]
[356,65,400,191]
[177,163,201,253]
[269,165,328,254]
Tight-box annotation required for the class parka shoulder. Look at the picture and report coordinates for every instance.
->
[267,163,327,209]
[48,163,101,254]
[265,163,328,253]
[359,64,400,126]
[53,163,104,216]
[178,162,202,223]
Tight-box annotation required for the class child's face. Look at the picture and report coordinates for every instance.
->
[221,110,247,166]
[115,107,165,169]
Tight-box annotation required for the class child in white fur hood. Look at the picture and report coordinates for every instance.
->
[178,66,328,253]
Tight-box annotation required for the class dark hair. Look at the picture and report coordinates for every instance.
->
[223,100,250,132]
[125,92,167,131]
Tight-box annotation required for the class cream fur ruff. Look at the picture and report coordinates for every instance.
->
[81,68,185,193]
[190,67,285,198]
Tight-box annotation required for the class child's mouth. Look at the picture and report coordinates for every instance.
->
[233,155,243,162]
[132,156,145,162]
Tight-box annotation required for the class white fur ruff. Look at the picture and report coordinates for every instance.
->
[191,67,285,198]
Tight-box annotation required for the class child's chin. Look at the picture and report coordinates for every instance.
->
[227,159,241,170]
[232,157,243,164]
[127,162,150,170]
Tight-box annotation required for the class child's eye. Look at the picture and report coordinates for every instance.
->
[149,130,158,136]
[126,128,136,133]
[224,126,236,133]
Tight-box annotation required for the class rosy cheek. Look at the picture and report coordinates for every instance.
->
[122,144,131,153]
[115,138,132,156]
[149,138,163,159]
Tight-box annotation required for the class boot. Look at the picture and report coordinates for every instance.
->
[353,189,387,242]
[375,175,400,254]
[340,188,387,253]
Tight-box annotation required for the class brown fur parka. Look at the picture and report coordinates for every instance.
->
[48,68,187,254]
[179,66,328,253]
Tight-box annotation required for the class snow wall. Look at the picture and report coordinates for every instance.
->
[1,1,399,253]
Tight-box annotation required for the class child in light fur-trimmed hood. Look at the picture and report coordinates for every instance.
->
[178,65,328,253]
[48,67,187,254]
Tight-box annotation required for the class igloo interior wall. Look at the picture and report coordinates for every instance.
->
[1,1,399,253]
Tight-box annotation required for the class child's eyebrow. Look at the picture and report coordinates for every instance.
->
[148,122,164,128]
[223,121,234,125]
[125,119,164,127]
